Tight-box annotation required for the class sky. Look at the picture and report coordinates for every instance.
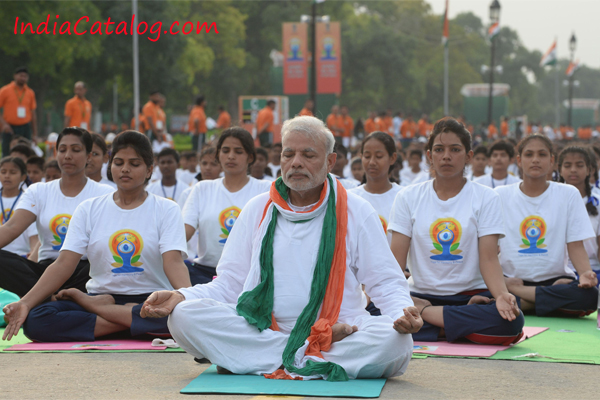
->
[426,0,600,68]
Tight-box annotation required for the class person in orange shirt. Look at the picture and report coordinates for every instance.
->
[326,105,344,144]
[417,114,429,137]
[216,106,231,130]
[255,100,275,146]
[364,111,378,134]
[500,116,509,137]
[400,114,415,148]
[131,107,150,132]
[142,91,163,140]
[488,121,499,140]
[64,81,92,130]
[339,106,354,148]
[383,108,394,136]
[298,99,314,117]
[188,96,207,151]
[0,67,37,157]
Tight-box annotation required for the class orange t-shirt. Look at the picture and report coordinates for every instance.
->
[488,124,498,137]
[256,107,274,133]
[364,118,377,134]
[188,106,207,134]
[64,96,92,129]
[0,81,37,125]
[340,115,354,138]
[378,117,392,135]
[400,120,415,139]
[417,119,428,136]
[298,108,313,117]
[579,127,591,140]
[500,121,508,136]
[142,101,160,131]
[131,114,150,132]
[157,107,166,130]
[216,111,231,129]
[326,113,342,137]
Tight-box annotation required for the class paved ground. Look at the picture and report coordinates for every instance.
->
[1,352,596,399]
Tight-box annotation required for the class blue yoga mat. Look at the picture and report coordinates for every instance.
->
[181,365,387,398]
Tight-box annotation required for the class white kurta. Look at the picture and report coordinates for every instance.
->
[170,189,414,379]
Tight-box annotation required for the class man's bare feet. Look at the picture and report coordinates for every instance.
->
[56,289,115,313]
[411,296,432,314]
[505,277,524,292]
[467,295,492,305]
[331,323,358,344]
[552,278,574,286]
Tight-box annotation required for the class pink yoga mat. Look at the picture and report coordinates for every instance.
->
[413,326,548,357]
[4,339,167,351]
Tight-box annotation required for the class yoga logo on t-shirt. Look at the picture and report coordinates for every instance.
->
[218,206,241,244]
[518,216,547,254]
[379,215,388,233]
[109,229,145,273]
[49,214,71,250]
[1,208,14,224]
[429,218,463,261]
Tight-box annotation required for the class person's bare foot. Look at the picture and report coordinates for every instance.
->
[505,277,524,292]
[56,289,115,313]
[553,278,574,286]
[331,323,358,344]
[411,296,432,314]
[467,295,492,305]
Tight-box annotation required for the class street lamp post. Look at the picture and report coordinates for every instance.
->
[310,1,317,113]
[568,33,577,128]
[487,0,501,126]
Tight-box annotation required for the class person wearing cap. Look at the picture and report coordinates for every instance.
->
[64,82,92,130]
[0,67,37,157]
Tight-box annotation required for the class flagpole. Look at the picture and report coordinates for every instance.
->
[554,61,559,128]
[444,44,449,116]
[132,0,140,132]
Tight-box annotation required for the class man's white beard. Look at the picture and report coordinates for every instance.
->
[282,161,329,192]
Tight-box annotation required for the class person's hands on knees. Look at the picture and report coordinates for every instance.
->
[2,301,31,341]
[495,292,520,321]
[578,270,598,289]
[393,306,423,334]
[140,290,185,318]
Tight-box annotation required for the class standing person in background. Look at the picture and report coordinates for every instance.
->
[256,100,275,147]
[130,107,150,133]
[0,67,37,157]
[64,82,92,130]
[216,106,231,131]
[488,121,498,140]
[364,111,378,135]
[500,116,509,137]
[188,96,207,152]
[340,106,354,149]
[326,105,344,145]
[400,115,415,150]
[298,99,314,117]
[393,111,403,141]
[417,114,429,138]
[142,91,163,142]
[267,142,282,178]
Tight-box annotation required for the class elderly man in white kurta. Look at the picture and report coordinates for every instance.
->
[141,116,422,381]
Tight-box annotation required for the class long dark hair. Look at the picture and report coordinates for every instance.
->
[360,131,397,184]
[108,130,154,183]
[558,146,598,216]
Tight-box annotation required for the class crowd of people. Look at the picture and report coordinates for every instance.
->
[1,66,599,382]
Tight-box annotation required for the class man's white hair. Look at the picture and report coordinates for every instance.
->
[281,115,335,154]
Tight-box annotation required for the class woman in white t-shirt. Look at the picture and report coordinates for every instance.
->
[3,130,191,342]
[350,132,403,245]
[182,128,271,285]
[389,117,523,344]
[0,157,38,257]
[498,136,599,317]
[0,128,114,298]
[558,146,600,281]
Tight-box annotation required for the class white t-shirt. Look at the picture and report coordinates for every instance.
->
[474,173,521,189]
[152,140,171,155]
[496,182,595,282]
[177,186,198,262]
[177,169,197,186]
[62,193,188,295]
[146,180,182,201]
[182,177,271,267]
[16,179,114,261]
[350,183,403,244]
[567,196,600,272]
[99,178,117,189]
[1,193,37,256]
[388,179,505,296]
[268,163,281,178]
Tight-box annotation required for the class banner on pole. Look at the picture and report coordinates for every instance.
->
[316,22,341,94]
[283,23,308,94]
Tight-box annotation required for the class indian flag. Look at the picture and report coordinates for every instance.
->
[442,0,449,46]
[488,22,500,40]
[566,60,580,77]
[540,40,557,67]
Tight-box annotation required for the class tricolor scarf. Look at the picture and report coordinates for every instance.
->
[236,174,349,381]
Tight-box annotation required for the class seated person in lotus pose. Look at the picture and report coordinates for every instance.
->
[388,118,524,345]
[2,131,190,342]
[141,116,422,381]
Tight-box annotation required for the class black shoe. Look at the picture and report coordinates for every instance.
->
[194,357,210,364]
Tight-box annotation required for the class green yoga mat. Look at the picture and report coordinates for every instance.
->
[181,365,387,398]
[0,329,185,353]
[488,312,600,364]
